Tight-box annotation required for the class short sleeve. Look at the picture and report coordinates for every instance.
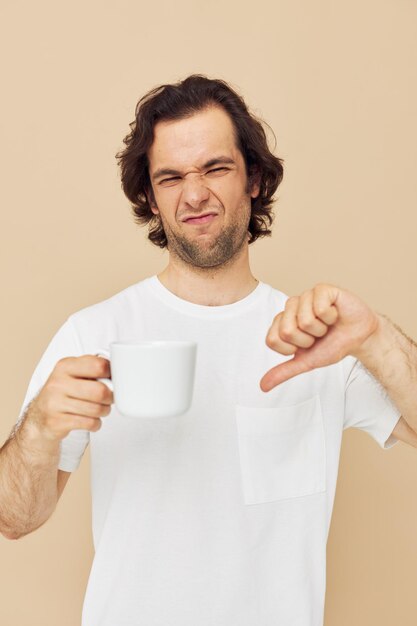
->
[343,356,401,449]
[17,317,90,472]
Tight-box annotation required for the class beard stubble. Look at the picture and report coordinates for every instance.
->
[159,198,252,270]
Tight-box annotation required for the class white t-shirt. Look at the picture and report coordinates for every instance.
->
[18,276,401,626]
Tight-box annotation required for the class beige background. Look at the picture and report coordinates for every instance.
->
[1,0,417,624]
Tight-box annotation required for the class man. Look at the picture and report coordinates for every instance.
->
[0,74,416,626]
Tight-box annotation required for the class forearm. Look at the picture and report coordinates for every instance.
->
[0,405,61,540]
[355,313,417,431]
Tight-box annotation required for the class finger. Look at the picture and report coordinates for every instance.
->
[63,415,103,433]
[297,290,329,337]
[260,355,311,392]
[312,284,339,325]
[272,298,316,350]
[56,355,111,380]
[63,397,112,418]
[64,378,113,405]
[265,313,295,355]
[46,414,103,436]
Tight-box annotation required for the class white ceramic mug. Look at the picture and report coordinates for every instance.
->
[97,341,197,418]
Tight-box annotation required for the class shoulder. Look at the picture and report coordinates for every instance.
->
[67,276,153,335]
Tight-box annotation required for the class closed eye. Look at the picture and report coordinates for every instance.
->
[159,167,230,185]
[160,176,181,184]
[207,167,229,174]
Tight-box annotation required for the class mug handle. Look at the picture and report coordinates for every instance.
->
[95,350,114,392]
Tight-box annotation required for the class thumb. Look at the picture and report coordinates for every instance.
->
[260,354,311,392]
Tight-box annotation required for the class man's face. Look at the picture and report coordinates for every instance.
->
[147,106,260,269]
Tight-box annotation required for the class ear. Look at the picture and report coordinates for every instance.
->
[146,187,159,215]
[248,167,261,199]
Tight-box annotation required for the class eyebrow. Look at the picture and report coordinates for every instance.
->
[151,156,236,181]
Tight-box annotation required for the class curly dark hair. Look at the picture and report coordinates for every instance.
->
[116,74,284,248]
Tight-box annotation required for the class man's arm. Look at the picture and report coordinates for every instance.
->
[0,413,62,540]
[259,284,417,445]
[0,355,113,540]
[352,314,417,447]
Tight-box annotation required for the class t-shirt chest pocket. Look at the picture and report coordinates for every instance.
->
[235,394,326,505]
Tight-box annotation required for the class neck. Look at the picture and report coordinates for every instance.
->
[157,247,259,306]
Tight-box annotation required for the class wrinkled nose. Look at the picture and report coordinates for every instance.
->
[181,176,210,209]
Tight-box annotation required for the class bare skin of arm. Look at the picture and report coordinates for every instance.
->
[0,356,113,540]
